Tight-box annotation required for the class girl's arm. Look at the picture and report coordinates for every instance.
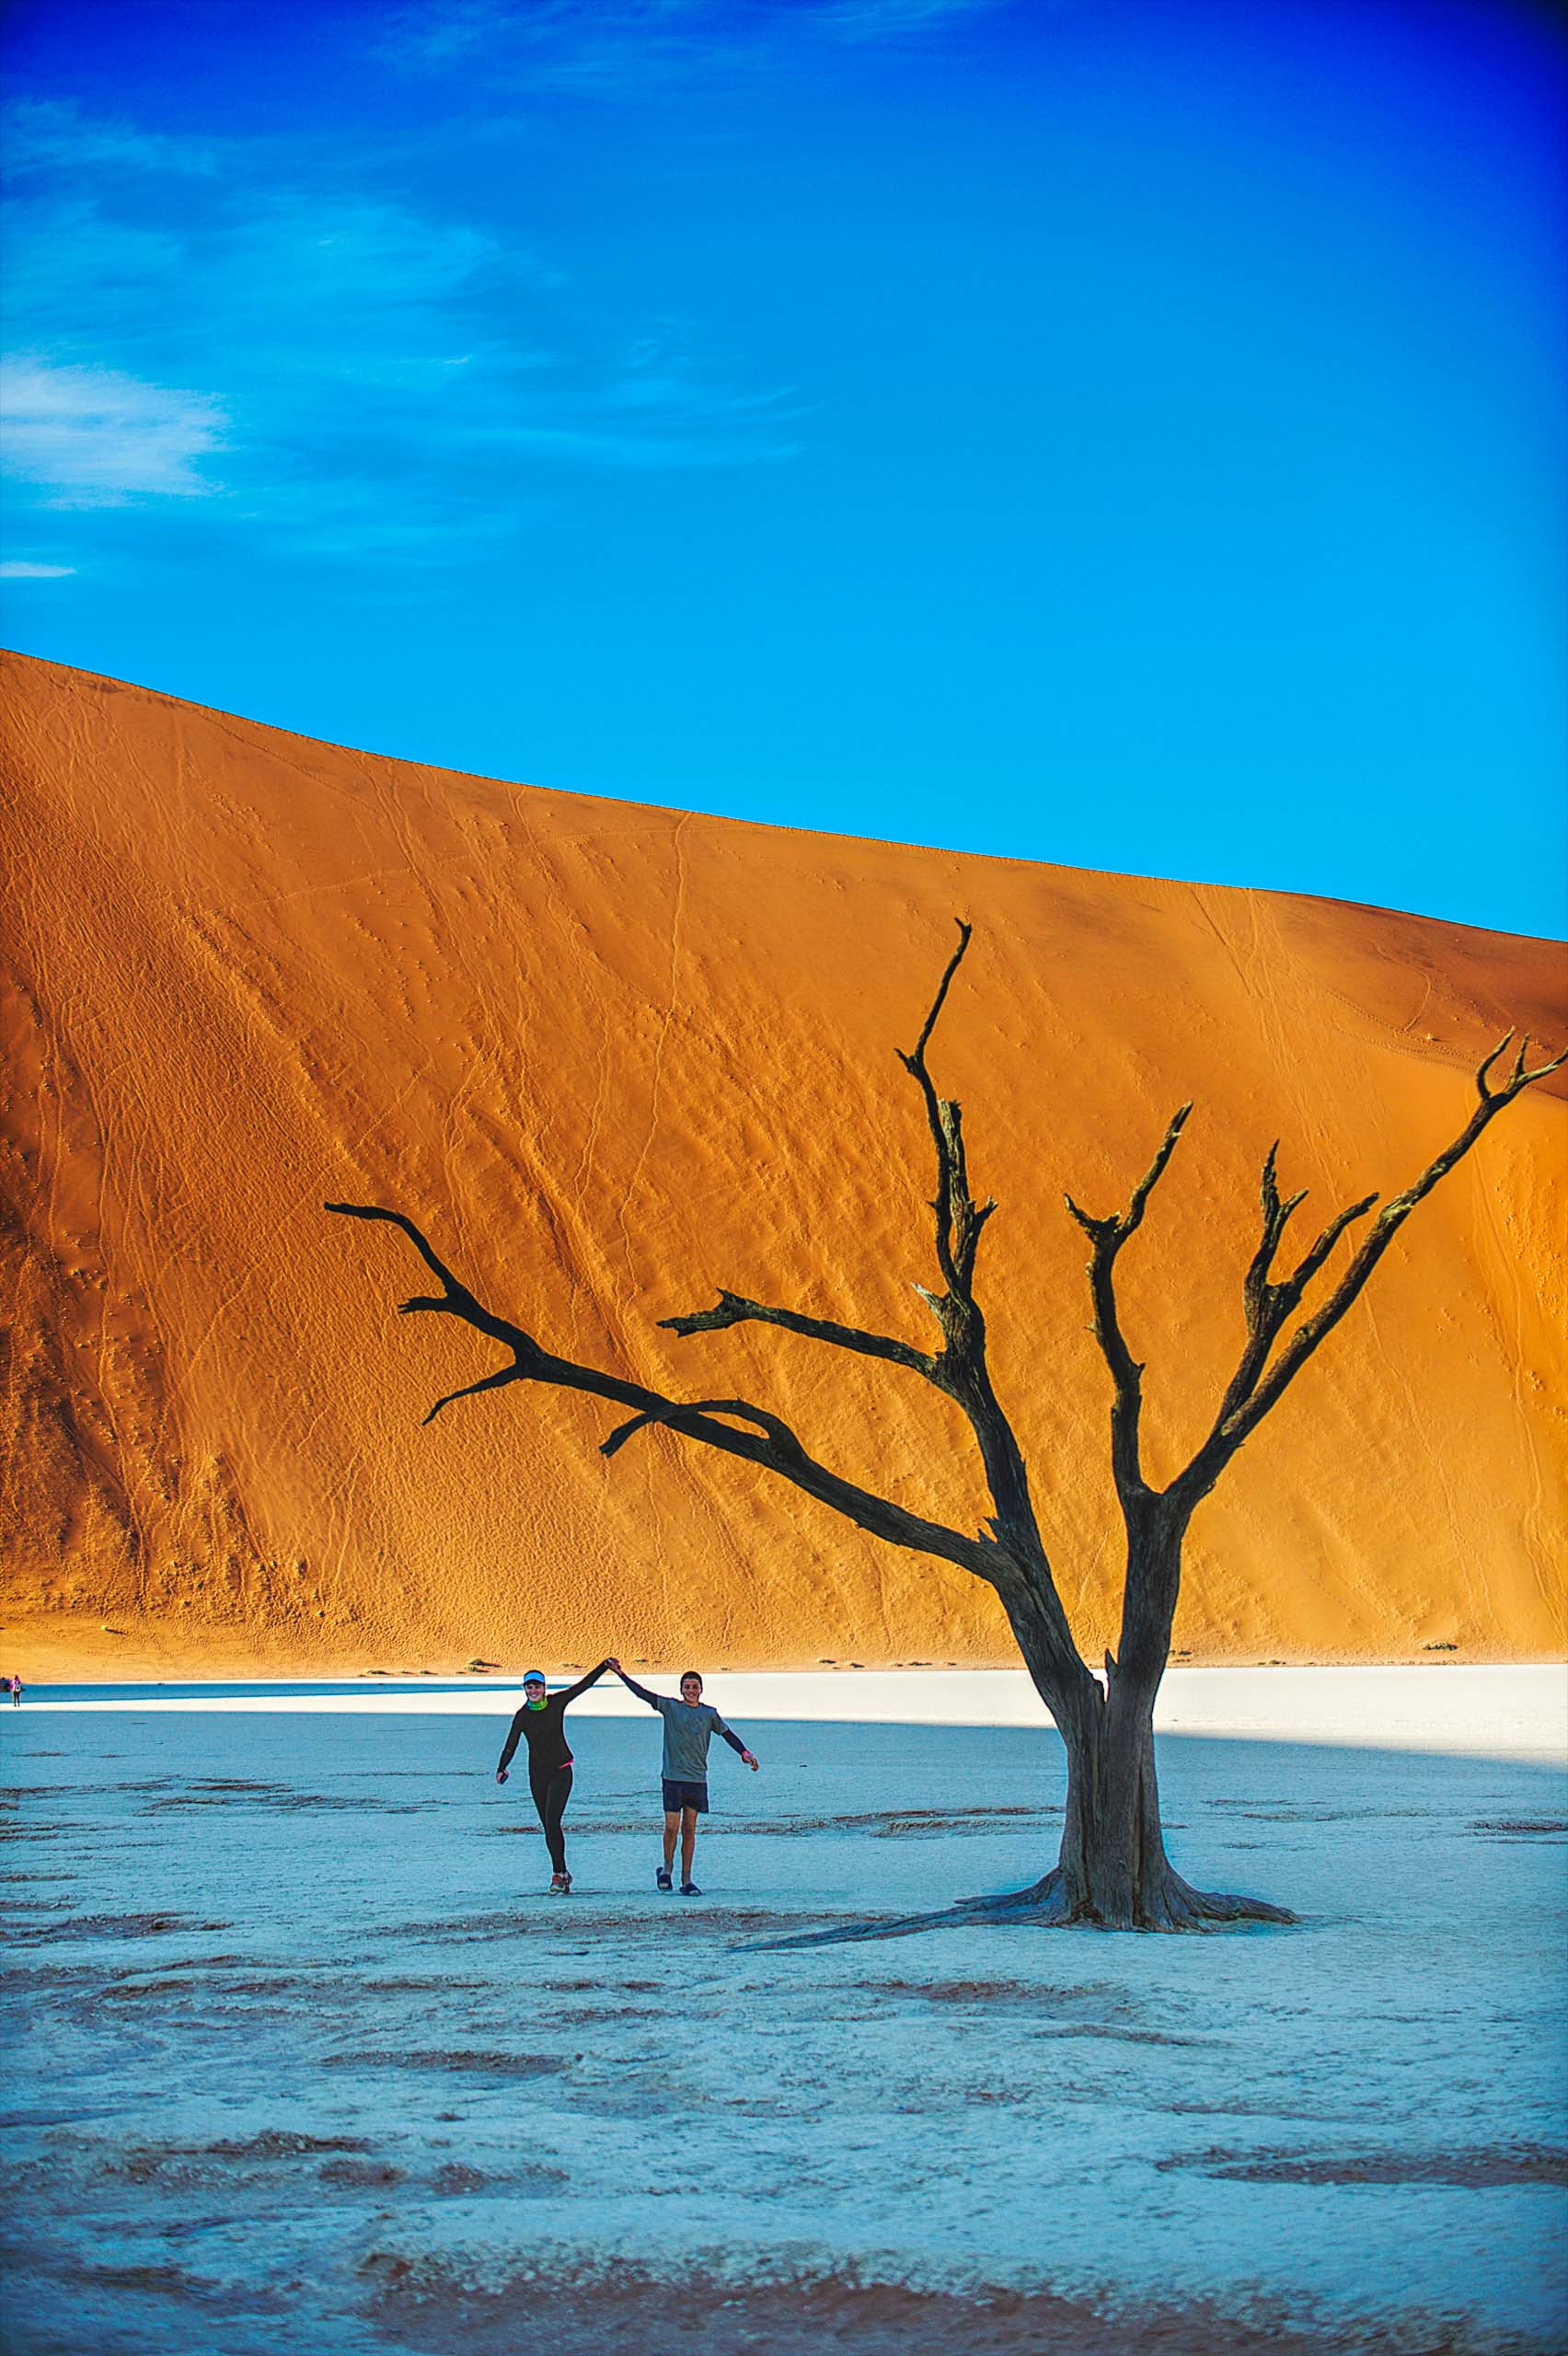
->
[495,1708,527,1779]
[557,1658,613,1707]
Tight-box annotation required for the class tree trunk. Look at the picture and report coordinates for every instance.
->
[990,1521,1294,1930]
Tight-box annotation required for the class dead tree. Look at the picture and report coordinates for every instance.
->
[328,923,1562,1930]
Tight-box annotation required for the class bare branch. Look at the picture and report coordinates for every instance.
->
[1241,1142,1308,1318]
[1286,1192,1378,1296]
[327,1201,468,1298]
[894,919,1000,1307]
[423,1364,529,1425]
[1066,1103,1193,1506]
[602,1396,805,1462]
[899,918,970,1300]
[1184,1170,1378,1468]
[1477,1029,1568,1104]
[1124,1102,1193,1234]
[1063,1196,1111,1240]
[909,918,974,1068]
[1168,1028,1565,1509]
[659,1288,936,1379]
[326,1202,515,1347]
[1474,1029,1516,1100]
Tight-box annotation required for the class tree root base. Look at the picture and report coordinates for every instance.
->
[752,1869,1296,1952]
[959,1866,1297,1932]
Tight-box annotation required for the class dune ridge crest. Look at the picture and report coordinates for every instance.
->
[2,649,1563,1678]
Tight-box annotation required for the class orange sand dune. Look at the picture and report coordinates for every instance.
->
[2,650,1564,1680]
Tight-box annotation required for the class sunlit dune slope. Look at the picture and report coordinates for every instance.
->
[3,650,1563,1678]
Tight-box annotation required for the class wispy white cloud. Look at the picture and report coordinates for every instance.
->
[0,356,227,505]
[0,559,77,578]
[0,122,800,563]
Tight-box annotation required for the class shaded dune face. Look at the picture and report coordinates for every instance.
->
[2,649,1563,1676]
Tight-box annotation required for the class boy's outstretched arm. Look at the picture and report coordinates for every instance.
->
[613,1664,663,1709]
[718,1721,760,1771]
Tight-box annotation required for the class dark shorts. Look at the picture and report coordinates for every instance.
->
[662,1779,709,1815]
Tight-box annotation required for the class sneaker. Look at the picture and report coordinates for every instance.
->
[549,1872,571,1895]
[679,1880,702,1898]
[655,1867,674,1892]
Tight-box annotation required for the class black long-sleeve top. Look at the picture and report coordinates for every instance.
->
[497,1661,611,1777]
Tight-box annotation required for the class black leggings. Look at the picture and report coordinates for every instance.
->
[529,1763,573,1874]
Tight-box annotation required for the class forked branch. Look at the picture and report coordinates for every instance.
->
[1168,1027,1567,1508]
[1196,1150,1377,1445]
[1476,1028,1564,1105]
[1066,1021,1564,1529]
[1064,1103,1193,1506]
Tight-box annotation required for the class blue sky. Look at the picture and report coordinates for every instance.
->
[3,0,1563,937]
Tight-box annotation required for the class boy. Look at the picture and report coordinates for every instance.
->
[612,1665,758,1895]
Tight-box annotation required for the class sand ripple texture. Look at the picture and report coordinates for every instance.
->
[1,649,1564,1677]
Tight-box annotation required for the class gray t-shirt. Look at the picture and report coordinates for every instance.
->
[649,1695,733,1782]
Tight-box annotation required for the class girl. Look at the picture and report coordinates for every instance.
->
[494,1659,612,1892]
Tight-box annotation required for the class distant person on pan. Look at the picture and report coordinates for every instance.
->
[494,1659,613,1893]
[8,1674,20,1706]
[612,1665,758,1895]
